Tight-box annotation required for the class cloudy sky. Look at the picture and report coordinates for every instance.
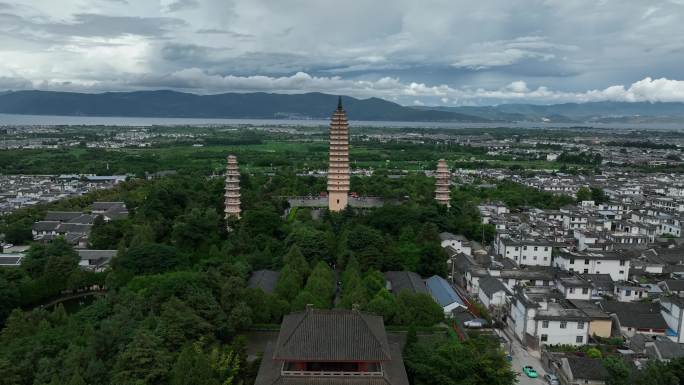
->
[1,0,684,105]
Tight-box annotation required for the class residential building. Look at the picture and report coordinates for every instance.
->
[478,276,512,308]
[556,275,593,300]
[510,287,597,348]
[557,356,609,385]
[77,249,116,272]
[495,235,553,266]
[599,301,668,337]
[425,275,466,315]
[384,271,427,296]
[439,232,472,256]
[613,282,647,302]
[554,249,631,281]
[660,296,684,344]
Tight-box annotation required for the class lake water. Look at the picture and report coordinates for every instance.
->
[1,113,683,130]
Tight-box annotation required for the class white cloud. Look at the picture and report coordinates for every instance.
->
[583,77,684,103]
[10,69,684,106]
[0,1,683,104]
[506,81,529,93]
[451,36,577,70]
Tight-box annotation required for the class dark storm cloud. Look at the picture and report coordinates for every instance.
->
[1,0,684,105]
[43,14,186,38]
[0,8,185,42]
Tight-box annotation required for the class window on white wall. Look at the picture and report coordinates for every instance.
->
[560,321,568,329]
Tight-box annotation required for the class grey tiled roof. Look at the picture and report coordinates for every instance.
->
[77,249,117,260]
[44,211,82,221]
[248,270,280,294]
[565,357,609,381]
[273,309,391,362]
[92,201,126,211]
[33,221,60,232]
[664,279,684,292]
[599,300,667,329]
[256,339,409,385]
[653,339,684,359]
[384,271,427,296]
[0,256,22,266]
[478,276,511,297]
[66,214,97,224]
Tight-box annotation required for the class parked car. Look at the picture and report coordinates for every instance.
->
[543,373,559,385]
[463,318,488,328]
[523,366,538,378]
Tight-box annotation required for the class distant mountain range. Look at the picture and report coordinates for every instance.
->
[1,90,683,123]
[417,102,684,123]
[0,90,485,122]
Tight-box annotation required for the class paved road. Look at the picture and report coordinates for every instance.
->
[499,328,547,385]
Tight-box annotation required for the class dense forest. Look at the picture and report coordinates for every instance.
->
[0,167,555,385]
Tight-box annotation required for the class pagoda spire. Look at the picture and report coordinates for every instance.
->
[328,99,350,212]
[435,159,451,207]
[224,155,241,224]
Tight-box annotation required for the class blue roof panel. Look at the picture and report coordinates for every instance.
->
[425,275,464,307]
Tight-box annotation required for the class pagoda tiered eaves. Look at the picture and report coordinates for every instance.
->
[435,158,451,207]
[327,97,351,211]
[224,155,242,221]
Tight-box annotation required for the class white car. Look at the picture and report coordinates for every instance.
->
[544,373,560,385]
[463,318,488,328]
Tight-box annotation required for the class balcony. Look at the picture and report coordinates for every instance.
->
[281,361,383,377]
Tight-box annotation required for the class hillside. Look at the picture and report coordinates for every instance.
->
[0,90,489,122]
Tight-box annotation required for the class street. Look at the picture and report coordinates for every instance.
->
[499,327,547,385]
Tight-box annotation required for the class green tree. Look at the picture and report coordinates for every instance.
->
[112,329,170,385]
[604,356,631,385]
[156,297,215,349]
[207,345,242,385]
[0,273,20,325]
[2,218,33,244]
[634,359,680,385]
[365,289,397,322]
[275,264,304,302]
[171,208,221,251]
[0,358,22,385]
[591,187,609,204]
[282,245,310,277]
[67,371,87,385]
[393,292,444,326]
[339,257,369,308]
[347,225,385,270]
[171,345,219,385]
[405,335,516,385]
[286,225,331,264]
[586,347,602,359]
[291,290,318,310]
[576,186,592,202]
[89,215,127,249]
[114,243,188,275]
[300,261,336,309]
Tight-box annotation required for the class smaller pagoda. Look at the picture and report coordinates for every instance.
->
[435,158,451,207]
[224,155,241,223]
